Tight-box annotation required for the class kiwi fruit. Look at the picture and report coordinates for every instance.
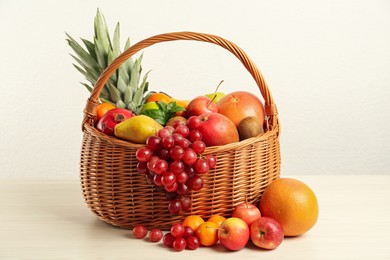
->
[237,116,264,140]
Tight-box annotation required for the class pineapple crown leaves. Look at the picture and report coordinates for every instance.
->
[66,9,150,114]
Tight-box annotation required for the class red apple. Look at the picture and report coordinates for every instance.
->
[218,217,250,251]
[96,108,135,135]
[186,96,218,117]
[250,217,284,250]
[232,202,261,226]
[196,113,239,146]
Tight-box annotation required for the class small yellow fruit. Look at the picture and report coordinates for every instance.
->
[114,115,163,144]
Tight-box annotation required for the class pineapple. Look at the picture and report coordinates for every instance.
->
[66,9,150,114]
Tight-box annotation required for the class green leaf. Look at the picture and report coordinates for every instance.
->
[66,34,100,70]
[112,22,121,58]
[141,109,167,125]
[117,76,127,94]
[94,9,111,52]
[124,85,133,105]
[108,82,121,103]
[81,38,97,61]
[94,36,107,69]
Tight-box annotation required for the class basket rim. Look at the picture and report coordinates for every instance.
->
[83,121,280,153]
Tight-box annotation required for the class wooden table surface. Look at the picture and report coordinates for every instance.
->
[1,175,389,259]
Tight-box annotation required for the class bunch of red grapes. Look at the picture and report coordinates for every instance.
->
[135,116,217,214]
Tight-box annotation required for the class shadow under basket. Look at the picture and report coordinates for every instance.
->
[80,31,281,230]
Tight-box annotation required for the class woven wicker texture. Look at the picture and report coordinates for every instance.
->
[80,31,281,230]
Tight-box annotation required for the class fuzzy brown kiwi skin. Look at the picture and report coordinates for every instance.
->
[237,116,264,140]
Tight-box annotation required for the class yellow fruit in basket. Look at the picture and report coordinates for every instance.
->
[259,178,319,237]
[114,115,163,144]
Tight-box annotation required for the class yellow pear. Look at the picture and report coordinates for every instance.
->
[114,115,163,144]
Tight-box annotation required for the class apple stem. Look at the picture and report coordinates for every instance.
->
[207,80,224,107]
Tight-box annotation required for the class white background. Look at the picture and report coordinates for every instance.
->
[0,0,389,178]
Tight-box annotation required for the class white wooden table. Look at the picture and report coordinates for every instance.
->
[1,175,389,259]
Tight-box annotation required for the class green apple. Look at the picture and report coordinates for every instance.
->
[205,92,225,104]
[141,102,159,112]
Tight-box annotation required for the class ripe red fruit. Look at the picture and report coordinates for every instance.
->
[172,237,187,251]
[132,225,148,239]
[163,233,175,248]
[171,223,185,238]
[250,217,284,250]
[185,235,200,250]
[196,113,239,146]
[96,108,134,136]
[149,228,163,242]
[186,96,218,117]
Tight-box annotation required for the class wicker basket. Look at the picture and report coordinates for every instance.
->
[80,31,280,230]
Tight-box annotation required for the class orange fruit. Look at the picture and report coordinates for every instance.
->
[96,102,115,121]
[207,215,226,228]
[259,178,319,237]
[182,215,204,232]
[147,92,171,104]
[195,221,219,246]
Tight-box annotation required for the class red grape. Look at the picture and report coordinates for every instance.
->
[185,235,200,250]
[177,138,192,149]
[175,171,189,184]
[170,223,185,238]
[194,158,209,174]
[146,136,162,151]
[168,199,181,214]
[135,122,218,215]
[189,129,202,142]
[162,135,174,149]
[157,148,170,161]
[172,120,186,129]
[183,226,194,238]
[182,148,197,165]
[176,183,190,195]
[149,228,163,242]
[187,116,201,129]
[173,237,186,252]
[163,233,175,248]
[169,145,185,161]
[145,172,155,185]
[187,175,203,191]
[153,174,163,187]
[132,225,148,239]
[137,162,149,175]
[165,125,175,134]
[170,160,184,174]
[147,156,160,172]
[165,181,178,192]
[192,140,206,154]
[175,125,190,138]
[179,196,191,211]
[172,133,184,144]
[152,159,168,174]
[206,154,217,169]
[161,171,176,187]
[135,147,153,162]
[158,128,171,139]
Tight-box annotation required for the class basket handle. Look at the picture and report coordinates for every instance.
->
[82,31,278,130]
